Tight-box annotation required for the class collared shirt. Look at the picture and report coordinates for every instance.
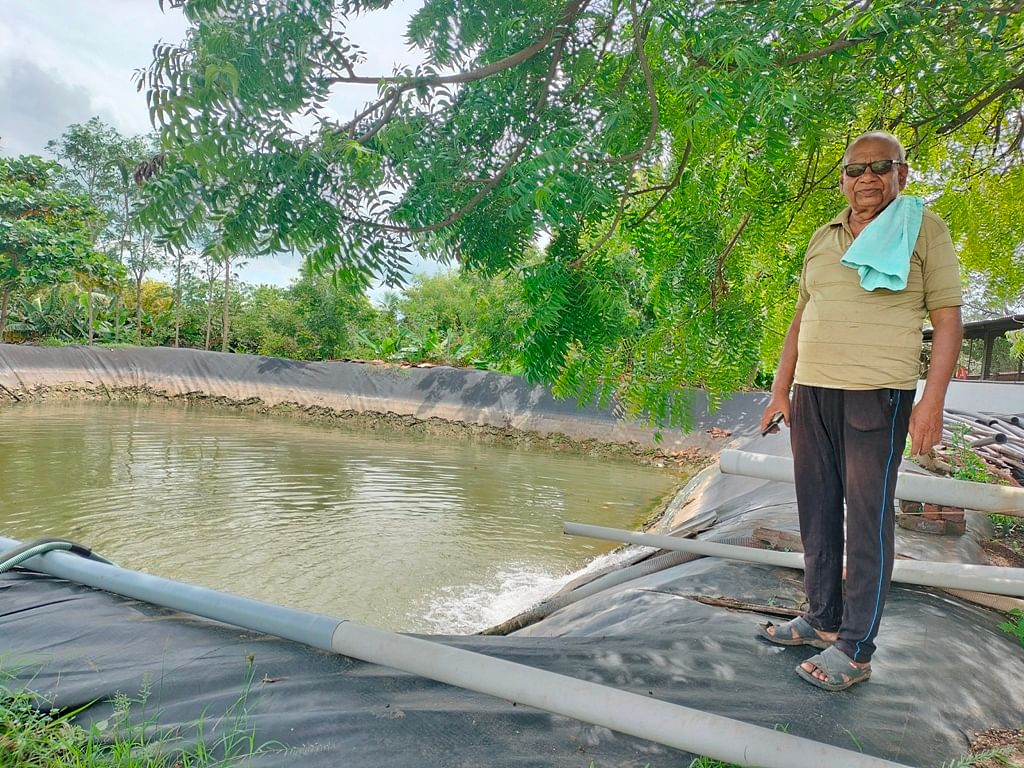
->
[794,205,963,390]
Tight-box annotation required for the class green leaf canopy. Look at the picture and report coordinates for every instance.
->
[138,0,1024,426]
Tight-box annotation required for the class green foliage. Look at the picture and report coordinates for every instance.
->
[940,748,1014,768]
[0,662,277,767]
[990,514,1024,538]
[397,271,482,336]
[931,151,1024,315]
[47,118,175,345]
[1009,329,1024,361]
[998,608,1024,649]
[47,120,159,265]
[7,287,105,342]
[374,269,526,370]
[232,269,377,359]
[0,155,121,339]
[687,759,741,768]
[47,118,138,232]
[135,0,1024,427]
[351,326,411,361]
[948,424,999,484]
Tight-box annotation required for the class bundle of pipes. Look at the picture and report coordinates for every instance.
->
[939,409,1024,484]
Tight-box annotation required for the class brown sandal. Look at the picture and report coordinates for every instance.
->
[756,616,832,649]
[795,646,872,691]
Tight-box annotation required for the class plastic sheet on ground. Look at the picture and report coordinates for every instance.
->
[1,346,1022,767]
[0,344,767,450]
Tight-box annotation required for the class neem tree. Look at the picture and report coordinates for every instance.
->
[0,156,115,340]
[137,0,1024,426]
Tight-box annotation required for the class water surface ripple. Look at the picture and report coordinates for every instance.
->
[0,401,677,632]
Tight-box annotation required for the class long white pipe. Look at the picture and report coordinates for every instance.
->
[562,523,1024,597]
[720,450,1024,516]
[0,536,907,768]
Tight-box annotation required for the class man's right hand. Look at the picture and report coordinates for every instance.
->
[759,395,791,435]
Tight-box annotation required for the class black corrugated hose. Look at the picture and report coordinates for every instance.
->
[0,538,114,574]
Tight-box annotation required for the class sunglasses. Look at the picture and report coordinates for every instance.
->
[843,159,904,177]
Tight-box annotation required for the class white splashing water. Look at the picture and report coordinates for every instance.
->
[419,546,654,634]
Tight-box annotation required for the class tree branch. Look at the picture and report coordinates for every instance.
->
[781,36,868,66]
[599,1,658,166]
[710,212,751,308]
[340,0,587,142]
[934,71,1024,136]
[631,140,693,227]
[345,8,580,238]
[566,0,657,268]
[355,93,402,144]
[328,0,587,90]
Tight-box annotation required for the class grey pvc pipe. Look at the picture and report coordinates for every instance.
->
[948,409,1018,425]
[486,519,736,635]
[0,536,907,768]
[971,433,1007,448]
[562,523,1024,597]
[720,449,1024,516]
[946,414,1024,444]
[484,549,706,635]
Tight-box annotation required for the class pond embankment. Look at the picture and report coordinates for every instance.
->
[2,343,1023,768]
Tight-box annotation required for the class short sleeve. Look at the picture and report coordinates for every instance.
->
[795,224,830,311]
[795,264,809,311]
[920,212,963,311]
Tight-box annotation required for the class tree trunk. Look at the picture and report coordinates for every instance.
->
[0,286,10,342]
[0,253,18,343]
[221,253,230,353]
[135,273,144,346]
[174,251,182,348]
[112,294,123,343]
[87,291,94,346]
[114,186,133,344]
[205,260,215,351]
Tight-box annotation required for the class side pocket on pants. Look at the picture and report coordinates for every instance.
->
[845,389,895,432]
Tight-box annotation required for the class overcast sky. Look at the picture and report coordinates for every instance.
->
[0,0,431,290]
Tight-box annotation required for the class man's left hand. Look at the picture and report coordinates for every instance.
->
[909,398,944,456]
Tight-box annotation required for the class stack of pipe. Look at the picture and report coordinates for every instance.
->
[940,409,1024,484]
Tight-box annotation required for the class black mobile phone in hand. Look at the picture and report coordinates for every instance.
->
[761,411,784,436]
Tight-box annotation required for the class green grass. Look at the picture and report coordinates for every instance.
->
[940,747,1012,767]
[991,514,1024,539]
[948,424,1000,483]
[998,609,1024,649]
[589,761,740,768]
[0,662,280,767]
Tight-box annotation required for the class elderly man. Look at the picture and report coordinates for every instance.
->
[757,131,964,690]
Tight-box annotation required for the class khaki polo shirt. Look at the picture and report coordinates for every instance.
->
[794,205,962,390]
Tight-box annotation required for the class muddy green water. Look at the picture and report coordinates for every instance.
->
[0,401,678,633]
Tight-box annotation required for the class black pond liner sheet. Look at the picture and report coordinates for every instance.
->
[8,562,1024,768]
[4,450,1023,767]
[1,346,1023,767]
[0,344,769,450]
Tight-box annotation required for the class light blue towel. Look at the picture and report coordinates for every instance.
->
[840,195,923,291]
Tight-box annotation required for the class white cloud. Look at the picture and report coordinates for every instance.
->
[0,0,442,288]
[0,59,113,156]
[328,0,426,120]
[0,0,427,152]
[235,252,305,288]
[0,2,190,151]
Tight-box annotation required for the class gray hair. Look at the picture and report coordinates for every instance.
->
[842,131,907,165]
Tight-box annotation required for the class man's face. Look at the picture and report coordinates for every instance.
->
[840,138,908,215]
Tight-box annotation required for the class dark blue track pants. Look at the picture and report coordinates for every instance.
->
[790,384,914,663]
